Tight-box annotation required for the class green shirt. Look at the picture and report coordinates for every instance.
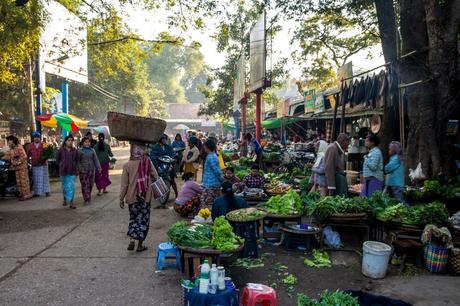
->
[95,143,113,164]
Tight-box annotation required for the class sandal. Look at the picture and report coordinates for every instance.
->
[127,241,135,251]
[136,246,148,252]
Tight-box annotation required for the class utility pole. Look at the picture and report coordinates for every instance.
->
[28,59,36,133]
[61,81,68,140]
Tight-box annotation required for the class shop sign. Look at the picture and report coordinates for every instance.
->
[304,88,316,113]
[314,94,325,114]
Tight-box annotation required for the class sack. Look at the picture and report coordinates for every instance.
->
[322,226,342,249]
[409,162,425,181]
[151,177,168,199]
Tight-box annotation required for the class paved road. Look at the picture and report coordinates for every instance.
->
[0,147,183,305]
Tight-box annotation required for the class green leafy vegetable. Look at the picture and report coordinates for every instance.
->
[167,221,212,248]
[304,250,332,268]
[258,190,303,215]
[297,290,359,306]
[226,208,265,222]
[282,274,298,285]
[211,216,244,251]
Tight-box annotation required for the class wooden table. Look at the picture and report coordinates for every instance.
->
[179,245,243,278]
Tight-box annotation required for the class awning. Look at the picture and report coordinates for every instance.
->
[262,117,303,129]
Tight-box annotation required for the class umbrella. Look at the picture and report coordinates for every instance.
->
[36,113,88,132]
[94,125,111,136]
[173,124,190,130]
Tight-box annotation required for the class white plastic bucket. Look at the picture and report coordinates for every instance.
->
[362,241,392,279]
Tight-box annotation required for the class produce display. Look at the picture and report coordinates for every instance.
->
[167,222,213,248]
[257,190,303,215]
[307,196,371,220]
[266,182,292,194]
[211,216,244,251]
[198,208,211,220]
[236,169,251,181]
[167,218,243,251]
[226,208,266,222]
[297,290,359,306]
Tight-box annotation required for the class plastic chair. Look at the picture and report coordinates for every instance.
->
[240,285,277,306]
[156,242,181,271]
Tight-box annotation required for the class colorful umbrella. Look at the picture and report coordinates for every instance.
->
[36,113,88,132]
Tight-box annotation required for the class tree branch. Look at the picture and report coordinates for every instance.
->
[88,36,181,46]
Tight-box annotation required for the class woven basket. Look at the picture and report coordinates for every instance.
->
[449,248,460,274]
[424,243,449,273]
[107,112,166,143]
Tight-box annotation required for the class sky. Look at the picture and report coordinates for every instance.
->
[123,3,385,81]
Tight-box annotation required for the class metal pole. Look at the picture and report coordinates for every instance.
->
[339,79,346,133]
[61,81,68,140]
[28,59,36,133]
[35,58,42,134]
[255,89,262,142]
[331,93,339,141]
[241,99,247,138]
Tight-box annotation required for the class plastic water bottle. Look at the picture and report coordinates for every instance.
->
[217,266,225,290]
[199,260,210,294]
[210,264,218,286]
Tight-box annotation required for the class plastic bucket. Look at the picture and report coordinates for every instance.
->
[362,241,392,279]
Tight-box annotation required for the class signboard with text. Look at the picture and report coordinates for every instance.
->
[304,88,316,113]
[249,13,266,93]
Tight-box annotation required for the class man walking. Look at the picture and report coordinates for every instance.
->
[324,133,350,196]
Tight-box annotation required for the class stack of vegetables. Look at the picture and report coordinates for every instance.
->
[226,207,266,222]
[257,190,303,215]
[405,176,460,202]
[370,193,450,227]
[297,290,359,306]
[307,196,371,220]
[167,217,244,251]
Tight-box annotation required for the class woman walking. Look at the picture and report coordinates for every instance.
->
[26,132,51,197]
[385,141,406,204]
[56,135,79,208]
[4,135,32,201]
[95,133,113,195]
[120,143,159,252]
[361,134,384,198]
[200,139,224,208]
[310,140,328,196]
[182,136,200,179]
[78,137,101,205]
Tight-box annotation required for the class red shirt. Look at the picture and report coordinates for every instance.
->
[26,142,46,166]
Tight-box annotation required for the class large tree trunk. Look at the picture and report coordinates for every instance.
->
[399,0,440,177]
[374,0,399,162]
[423,0,460,175]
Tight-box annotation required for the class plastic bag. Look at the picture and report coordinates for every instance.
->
[409,162,426,181]
[322,226,342,249]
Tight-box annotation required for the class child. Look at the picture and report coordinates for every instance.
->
[242,164,265,189]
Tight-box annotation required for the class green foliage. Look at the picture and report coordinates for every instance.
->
[297,289,359,306]
[304,250,332,268]
[282,274,298,285]
[167,221,213,248]
[258,190,303,215]
[211,216,244,251]
[307,196,370,219]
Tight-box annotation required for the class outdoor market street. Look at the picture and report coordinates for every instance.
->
[0,147,459,306]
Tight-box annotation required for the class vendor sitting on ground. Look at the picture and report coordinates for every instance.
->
[212,181,248,220]
[224,167,240,185]
[241,164,265,189]
[174,172,203,217]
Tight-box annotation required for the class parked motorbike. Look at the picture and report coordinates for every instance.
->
[0,159,33,197]
[154,155,176,206]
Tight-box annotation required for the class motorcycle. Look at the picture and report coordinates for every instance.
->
[0,159,33,197]
[154,155,176,206]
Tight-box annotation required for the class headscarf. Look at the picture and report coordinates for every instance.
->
[390,141,404,162]
[313,140,328,168]
[97,133,105,152]
[130,143,152,194]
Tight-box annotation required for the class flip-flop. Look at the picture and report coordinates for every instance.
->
[136,246,148,252]
[127,241,135,251]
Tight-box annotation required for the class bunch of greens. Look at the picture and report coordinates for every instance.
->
[167,221,212,248]
[226,208,266,222]
[292,166,312,177]
[301,191,321,208]
[300,178,313,195]
[258,190,303,215]
[414,201,449,226]
[211,216,244,251]
[238,157,254,167]
[282,274,298,285]
[423,179,441,193]
[376,203,407,221]
[236,169,250,180]
[297,290,358,306]
[369,192,401,217]
[304,250,332,268]
[307,196,371,219]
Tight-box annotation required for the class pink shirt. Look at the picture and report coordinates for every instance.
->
[175,181,204,205]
